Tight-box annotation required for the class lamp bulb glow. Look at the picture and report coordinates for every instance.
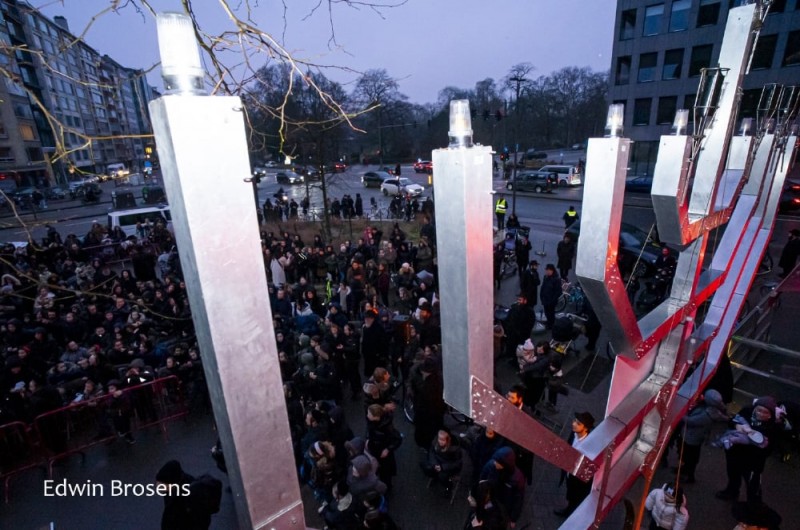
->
[740,117,753,136]
[672,109,689,135]
[605,104,624,138]
[448,100,473,148]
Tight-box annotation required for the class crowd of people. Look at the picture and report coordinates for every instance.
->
[2,197,798,529]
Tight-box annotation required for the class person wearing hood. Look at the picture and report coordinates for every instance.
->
[327,302,349,330]
[716,396,782,503]
[479,446,525,527]
[672,389,729,483]
[345,436,379,474]
[347,454,387,504]
[155,460,194,530]
[295,301,321,337]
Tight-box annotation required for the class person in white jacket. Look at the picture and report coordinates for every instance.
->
[645,483,689,530]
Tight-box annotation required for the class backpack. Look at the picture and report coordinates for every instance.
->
[190,473,223,515]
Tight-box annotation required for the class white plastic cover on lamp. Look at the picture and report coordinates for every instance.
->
[156,12,206,96]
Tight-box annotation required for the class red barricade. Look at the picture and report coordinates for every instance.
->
[0,421,44,503]
[1,376,188,503]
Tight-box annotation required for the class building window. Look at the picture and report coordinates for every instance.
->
[697,0,720,27]
[783,31,800,67]
[19,124,36,141]
[669,0,691,32]
[643,4,664,36]
[739,89,761,119]
[638,53,659,82]
[683,94,696,121]
[657,96,678,125]
[616,56,632,85]
[768,0,786,14]
[751,35,777,70]
[0,147,14,162]
[633,98,653,126]
[26,147,44,163]
[663,49,684,79]
[620,9,637,40]
[689,44,713,76]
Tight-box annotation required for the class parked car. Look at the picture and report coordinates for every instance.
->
[334,162,348,173]
[625,176,654,193]
[276,171,304,185]
[361,171,393,188]
[566,220,676,278]
[539,164,582,187]
[379,166,397,175]
[381,177,425,197]
[45,187,67,200]
[506,170,556,193]
[413,160,433,173]
[11,187,37,205]
[779,179,800,214]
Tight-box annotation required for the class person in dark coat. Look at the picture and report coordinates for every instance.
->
[465,479,509,530]
[503,293,536,359]
[582,297,602,352]
[515,235,532,280]
[156,460,194,530]
[778,228,800,278]
[479,447,526,527]
[410,356,445,449]
[555,411,596,517]
[420,428,463,492]
[540,264,562,330]
[556,233,576,281]
[520,260,541,308]
[715,396,782,503]
[366,404,403,491]
[361,309,389,377]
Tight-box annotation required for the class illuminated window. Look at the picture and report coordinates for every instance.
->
[19,124,36,141]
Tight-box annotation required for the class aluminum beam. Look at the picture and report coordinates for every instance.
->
[150,96,305,530]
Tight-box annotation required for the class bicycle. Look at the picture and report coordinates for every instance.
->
[555,281,586,314]
[498,249,517,280]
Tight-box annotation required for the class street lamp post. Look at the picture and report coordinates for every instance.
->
[509,76,525,215]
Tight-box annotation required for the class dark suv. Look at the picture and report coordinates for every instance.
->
[506,170,555,193]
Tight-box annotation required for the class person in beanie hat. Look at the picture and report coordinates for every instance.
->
[670,388,729,483]
[555,411,596,517]
[716,395,781,502]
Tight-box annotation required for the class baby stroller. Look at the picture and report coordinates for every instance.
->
[550,314,584,356]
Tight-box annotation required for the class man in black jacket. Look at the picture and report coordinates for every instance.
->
[503,294,536,360]
[540,265,562,330]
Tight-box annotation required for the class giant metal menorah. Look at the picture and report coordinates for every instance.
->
[434,2,799,528]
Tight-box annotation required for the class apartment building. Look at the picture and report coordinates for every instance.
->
[608,0,800,176]
[0,0,154,186]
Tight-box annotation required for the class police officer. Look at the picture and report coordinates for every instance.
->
[495,194,508,230]
[562,205,579,229]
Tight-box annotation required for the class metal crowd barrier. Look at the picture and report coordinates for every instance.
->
[0,376,188,503]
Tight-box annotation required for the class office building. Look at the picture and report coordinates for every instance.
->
[609,0,800,176]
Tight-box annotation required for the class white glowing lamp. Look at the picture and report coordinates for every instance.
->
[740,117,753,136]
[156,13,206,96]
[673,109,689,135]
[606,104,624,138]
[448,100,473,148]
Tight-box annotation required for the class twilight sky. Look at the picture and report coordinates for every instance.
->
[39,0,616,104]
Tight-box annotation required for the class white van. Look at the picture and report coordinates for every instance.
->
[539,165,582,187]
[108,205,171,237]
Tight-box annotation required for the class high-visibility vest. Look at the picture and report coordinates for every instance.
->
[565,210,577,219]
[495,199,507,214]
